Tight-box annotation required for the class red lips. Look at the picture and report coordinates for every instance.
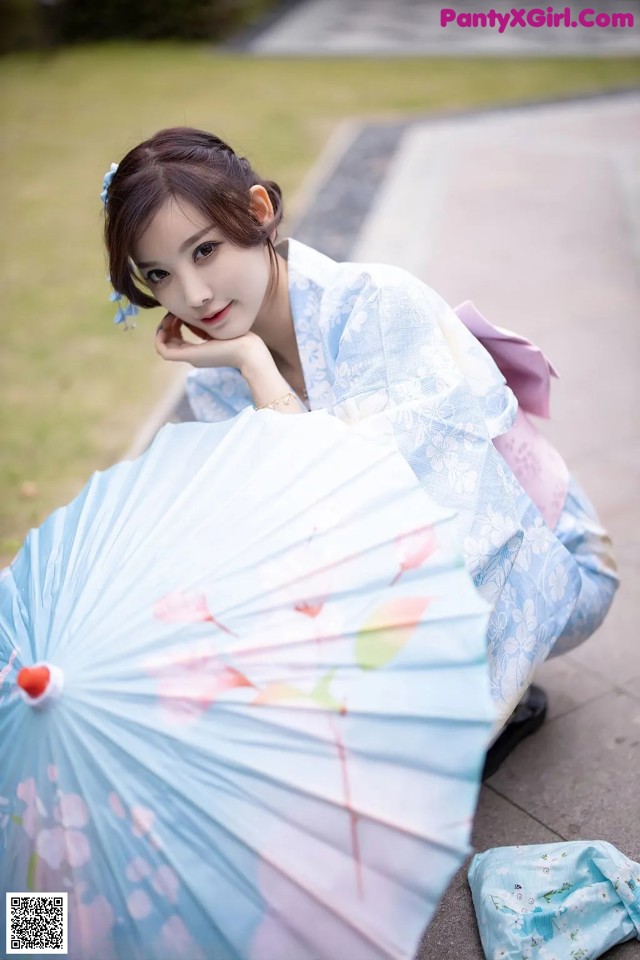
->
[201,302,233,325]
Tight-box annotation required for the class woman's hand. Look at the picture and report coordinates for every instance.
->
[155,313,305,416]
[155,314,269,371]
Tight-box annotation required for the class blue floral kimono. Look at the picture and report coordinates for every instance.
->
[468,841,640,958]
[186,239,618,720]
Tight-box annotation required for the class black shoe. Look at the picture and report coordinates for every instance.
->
[482,684,548,781]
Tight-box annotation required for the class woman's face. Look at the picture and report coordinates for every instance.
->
[133,198,272,340]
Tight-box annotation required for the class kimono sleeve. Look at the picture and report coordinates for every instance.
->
[326,268,523,603]
[186,367,254,423]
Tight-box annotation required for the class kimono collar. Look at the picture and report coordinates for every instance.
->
[278,238,340,412]
[279,237,341,288]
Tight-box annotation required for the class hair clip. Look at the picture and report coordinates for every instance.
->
[109,290,138,330]
[102,162,139,331]
[101,162,118,206]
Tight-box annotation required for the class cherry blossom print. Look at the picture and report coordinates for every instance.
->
[127,888,152,919]
[155,663,252,723]
[131,806,155,838]
[294,598,327,618]
[35,826,66,869]
[157,915,206,960]
[108,791,126,819]
[35,823,91,870]
[391,525,437,585]
[478,504,518,550]
[462,534,491,578]
[125,857,152,883]
[151,864,180,904]
[54,793,89,829]
[548,563,569,602]
[143,636,217,675]
[65,829,91,868]
[69,893,115,953]
[16,778,46,839]
[451,460,478,496]
[143,640,253,723]
[16,778,39,806]
[153,590,236,636]
[424,429,457,475]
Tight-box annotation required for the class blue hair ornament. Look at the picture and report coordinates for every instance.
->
[102,162,139,331]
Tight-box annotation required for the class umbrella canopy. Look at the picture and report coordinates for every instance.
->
[1,408,495,960]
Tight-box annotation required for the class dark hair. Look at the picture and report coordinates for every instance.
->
[103,127,284,309]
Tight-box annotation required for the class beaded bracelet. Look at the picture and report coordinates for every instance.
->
[254,392,297,411]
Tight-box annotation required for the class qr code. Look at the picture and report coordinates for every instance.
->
[6,893,68,954]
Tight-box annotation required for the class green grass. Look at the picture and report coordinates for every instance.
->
[1,43,639,564]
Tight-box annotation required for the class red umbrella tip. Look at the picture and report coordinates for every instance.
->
[18,665,51,700]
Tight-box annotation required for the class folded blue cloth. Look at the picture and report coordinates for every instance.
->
[468,841,640,959]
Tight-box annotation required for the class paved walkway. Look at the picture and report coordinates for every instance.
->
[158,91,640,957]
[233,0,640,56]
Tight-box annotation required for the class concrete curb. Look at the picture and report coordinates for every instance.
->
[224,0,310,51]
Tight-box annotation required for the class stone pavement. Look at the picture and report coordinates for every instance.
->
[153,91,640,957]
[231,0,640,56]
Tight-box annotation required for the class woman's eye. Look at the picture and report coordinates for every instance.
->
[194,241,219,262]
[146,269,168,285]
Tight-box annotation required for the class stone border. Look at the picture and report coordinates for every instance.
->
[294,85,640,260]
[224,0,310,51]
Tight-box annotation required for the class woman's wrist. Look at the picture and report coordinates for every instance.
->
[254,392,301,412]
[241,348,305,415]
[238,337,275,377]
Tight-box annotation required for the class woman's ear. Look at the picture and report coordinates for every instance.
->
[248,184,274,226]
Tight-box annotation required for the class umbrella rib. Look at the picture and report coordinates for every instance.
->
[73,603,489,680]
[66,697,479,862]
[224,807,442,960]
[47,709,269,956]
[205,522,459,625]
[41,720,153,958]
[66,504,455,659]
[71,687,491,787]
[54,436,437,647]
[225,608,488,661]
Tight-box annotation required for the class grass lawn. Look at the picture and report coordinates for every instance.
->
[1,43,639,565]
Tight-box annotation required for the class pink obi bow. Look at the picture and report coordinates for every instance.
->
[454,300,570,530]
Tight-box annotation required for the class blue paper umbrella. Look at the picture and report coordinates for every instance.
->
[0,409,495,960]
